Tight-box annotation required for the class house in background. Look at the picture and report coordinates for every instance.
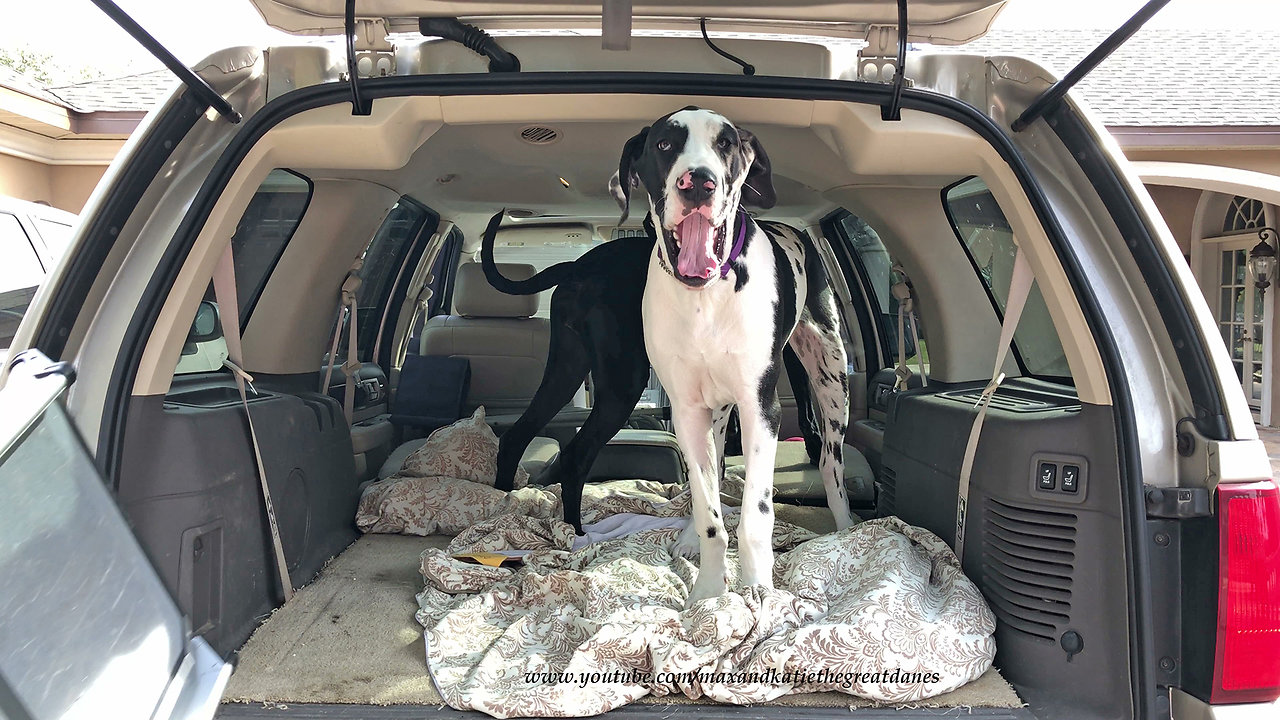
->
[0,67,171,213]
[3,27,1280,423]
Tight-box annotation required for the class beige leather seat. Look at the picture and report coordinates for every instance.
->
[420,262,552,416]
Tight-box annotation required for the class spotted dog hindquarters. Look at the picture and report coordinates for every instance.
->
[612,107,855,606]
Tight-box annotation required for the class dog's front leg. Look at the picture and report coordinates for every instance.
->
[736,393,779,589]
[673,403,728,606]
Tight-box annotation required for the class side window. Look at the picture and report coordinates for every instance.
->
[232,169,312,323]
[837,213,923,367]
[173,169,311,376]
[944,177,1072,380]
[337,199,432,364]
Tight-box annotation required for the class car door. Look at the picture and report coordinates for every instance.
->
[0,350,230,720]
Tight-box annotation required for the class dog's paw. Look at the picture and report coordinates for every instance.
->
[672,521,701,559]
[684,573,727,608]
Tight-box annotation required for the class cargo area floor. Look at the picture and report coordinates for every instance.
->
[222,530,1022,711]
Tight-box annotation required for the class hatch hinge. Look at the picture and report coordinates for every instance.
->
[859,0,910,121]
[343,0,381,116]
[349,17,395,76]
[1144,484,1212,519]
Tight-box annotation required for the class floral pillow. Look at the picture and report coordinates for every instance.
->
[399,407,530,489]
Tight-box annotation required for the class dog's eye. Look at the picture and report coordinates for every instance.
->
[656,139,672,152]
[717,137,732,151]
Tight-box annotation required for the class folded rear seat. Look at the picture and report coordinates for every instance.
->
[382,261,566,482]
[419,262,555,417]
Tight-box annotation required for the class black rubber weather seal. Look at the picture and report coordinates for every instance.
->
[102,74,1154,720]
[345,0,371,116]
[881,0,908,121]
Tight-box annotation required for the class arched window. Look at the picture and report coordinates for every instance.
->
[1224,195,1267,234]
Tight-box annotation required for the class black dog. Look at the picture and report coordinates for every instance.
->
[481,210,653,534]
[482,211,825,535]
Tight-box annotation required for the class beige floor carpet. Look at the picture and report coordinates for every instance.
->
[224,525,1021,710]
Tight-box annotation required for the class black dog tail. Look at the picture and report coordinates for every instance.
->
[479,209,577,295]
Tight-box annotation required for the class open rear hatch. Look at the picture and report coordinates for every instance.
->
[248,0,1008,43]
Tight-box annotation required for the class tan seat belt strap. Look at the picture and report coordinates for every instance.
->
[954,248,1034,560]
[891,265,928,390]
[213,245,293,602]
[319,259,364,425]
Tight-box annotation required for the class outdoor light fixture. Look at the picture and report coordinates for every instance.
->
[1249,228,1277,298]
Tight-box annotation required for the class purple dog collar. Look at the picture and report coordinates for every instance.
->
[719,210,748,279]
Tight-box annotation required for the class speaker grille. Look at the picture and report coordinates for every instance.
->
[982,498,1076,642]
[518,125,562,145]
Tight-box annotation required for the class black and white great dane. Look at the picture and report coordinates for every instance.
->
[611,107,856,605]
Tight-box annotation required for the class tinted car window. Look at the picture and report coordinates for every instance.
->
[232,169,312,323]
[333,199,431,363]
[1,213,48,352]
[944,177,1071,380]
[839,213,922,363]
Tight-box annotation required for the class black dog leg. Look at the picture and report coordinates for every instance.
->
[494,323,591,491]
[554,352,650,533]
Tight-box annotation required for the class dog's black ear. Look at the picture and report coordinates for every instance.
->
[738,128,776,209]
[609,127,649,224]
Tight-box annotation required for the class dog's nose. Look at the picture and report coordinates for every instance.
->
[676,169,717,204]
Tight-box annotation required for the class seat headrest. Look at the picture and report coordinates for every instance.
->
[454,262,540,318]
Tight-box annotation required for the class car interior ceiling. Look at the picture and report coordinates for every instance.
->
[112,92,1131,717]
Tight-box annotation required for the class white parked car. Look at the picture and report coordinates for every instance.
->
[0,195,76,353]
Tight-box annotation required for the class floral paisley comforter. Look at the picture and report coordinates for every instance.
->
[415,515,996,718]
[356,409,997,717]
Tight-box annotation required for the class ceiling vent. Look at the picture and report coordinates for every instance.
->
[518,125,562,145]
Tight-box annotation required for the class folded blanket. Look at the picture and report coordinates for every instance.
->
[416,517,996,718]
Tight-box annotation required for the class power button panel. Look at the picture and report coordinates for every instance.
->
[1030,453,1089,504]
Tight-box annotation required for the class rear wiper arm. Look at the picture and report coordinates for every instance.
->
[89,0,241,124]
[1011,0,1171,132]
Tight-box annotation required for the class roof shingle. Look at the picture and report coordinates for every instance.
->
[43,69,174,113]
[940,29,1280,127]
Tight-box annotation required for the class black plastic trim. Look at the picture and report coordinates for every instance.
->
[34,92,205,362]
[99,72,1150,717]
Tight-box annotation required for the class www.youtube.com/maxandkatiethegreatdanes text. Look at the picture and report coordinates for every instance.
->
[525,668,944,689]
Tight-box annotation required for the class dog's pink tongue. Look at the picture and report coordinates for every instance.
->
[676,214,718,279]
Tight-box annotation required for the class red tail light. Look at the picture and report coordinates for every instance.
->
[1211,479,1280,704]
